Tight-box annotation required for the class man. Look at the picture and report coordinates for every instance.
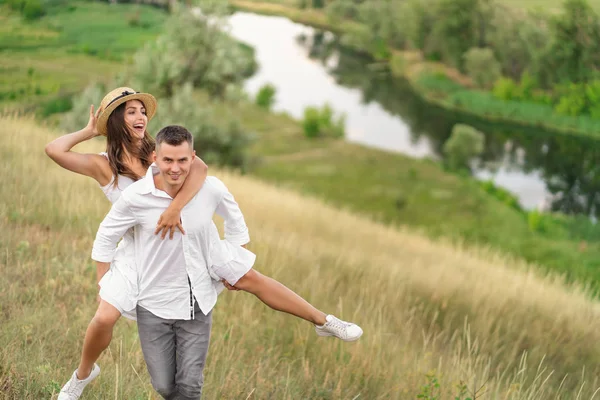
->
[91,125,249,399]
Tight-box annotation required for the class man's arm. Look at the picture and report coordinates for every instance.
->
[91,195,139,278]
[214,180,250,246]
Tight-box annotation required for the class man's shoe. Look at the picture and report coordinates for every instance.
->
[315,315,363,342]
[57,364,100,400]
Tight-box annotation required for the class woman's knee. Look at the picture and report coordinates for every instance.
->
[92,301,121,328]
[234,269,263,291]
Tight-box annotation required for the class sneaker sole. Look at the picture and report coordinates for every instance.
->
[316,330,363,342]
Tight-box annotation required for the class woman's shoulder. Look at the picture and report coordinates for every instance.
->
[93,152,114,187]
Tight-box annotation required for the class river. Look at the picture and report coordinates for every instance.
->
[228,12,599,217]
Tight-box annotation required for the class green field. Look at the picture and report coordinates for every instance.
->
[0,2,167,111]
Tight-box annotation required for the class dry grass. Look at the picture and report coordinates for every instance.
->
[1,114,600,399]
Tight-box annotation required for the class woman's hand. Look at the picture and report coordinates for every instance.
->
[155,207,185,239]
[85,104,101,137]
[222,280,240,291]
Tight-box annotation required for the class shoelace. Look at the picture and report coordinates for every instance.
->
[326,318,350,337]
[62,376,79,394]
[62,373,85,395]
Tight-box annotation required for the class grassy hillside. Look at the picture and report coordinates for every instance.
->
[1,114,600,399]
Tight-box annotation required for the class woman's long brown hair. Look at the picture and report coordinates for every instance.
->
[105,102,155,187]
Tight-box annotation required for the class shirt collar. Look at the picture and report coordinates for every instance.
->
[138,163,172,199]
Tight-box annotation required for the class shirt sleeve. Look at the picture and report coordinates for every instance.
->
[214,180,250,246]
[91,196,138,262]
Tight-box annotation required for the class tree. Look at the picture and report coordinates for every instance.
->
[132,1,255,98]
[443,124,485,172]
[426,0,480,69]
[463,47,501,88]
[488,5,549,82]
[542,0,600,84]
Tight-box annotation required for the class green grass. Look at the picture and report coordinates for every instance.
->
[0,2,167,111]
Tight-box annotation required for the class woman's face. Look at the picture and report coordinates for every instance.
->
[123,99,148,140]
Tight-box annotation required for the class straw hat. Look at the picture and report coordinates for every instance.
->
[96,87,157,136]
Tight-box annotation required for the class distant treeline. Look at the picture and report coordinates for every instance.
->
[315,0,600,119]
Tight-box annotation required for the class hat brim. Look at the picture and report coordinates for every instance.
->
[97,92,157,136]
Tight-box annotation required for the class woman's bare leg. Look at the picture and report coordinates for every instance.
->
[75,300,121,379]
[232,270,327,325]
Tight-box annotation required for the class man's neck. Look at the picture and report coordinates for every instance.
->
[153,173,182,199]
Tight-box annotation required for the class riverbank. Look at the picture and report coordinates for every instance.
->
[229,0,600,140]
[2,2,599,294]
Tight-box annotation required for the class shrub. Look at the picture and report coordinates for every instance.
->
[492,77,518,101]
[302,107,321,138]
[554,83,586,116]
[127,9,141,27]
[528,210,544,233]
[302,103,346,139]
[514,71,537,101]
[326,0,359,21]
[255,83,276,110]
[41,95,73,117]
[442,124,485,172]
[463,47,501,89]
[585,80,600,118]
[22,0,45,20]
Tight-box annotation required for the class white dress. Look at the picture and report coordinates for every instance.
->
[96,153,255,321]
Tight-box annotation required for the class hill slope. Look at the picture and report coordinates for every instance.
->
[1,115,599,399]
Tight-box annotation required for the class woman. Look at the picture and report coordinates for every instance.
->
[47,87,362,400]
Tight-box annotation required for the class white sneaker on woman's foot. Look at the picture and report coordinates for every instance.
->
[315,315,363,341]
[57,364,100,400]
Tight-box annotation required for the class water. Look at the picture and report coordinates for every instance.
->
[228,12,599,217]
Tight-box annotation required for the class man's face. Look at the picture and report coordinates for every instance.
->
[153,142,195,187]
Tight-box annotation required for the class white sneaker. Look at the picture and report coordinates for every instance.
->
[315,315,363,342]
[57,364,100,400]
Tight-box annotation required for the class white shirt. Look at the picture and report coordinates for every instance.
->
[91,166,250,319]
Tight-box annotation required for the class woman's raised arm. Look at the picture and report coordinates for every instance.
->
[45,105,111,185]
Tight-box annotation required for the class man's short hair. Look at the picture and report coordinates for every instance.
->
[156,125,194,148]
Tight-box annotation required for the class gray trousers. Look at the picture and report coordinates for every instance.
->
[136,304,212,400]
